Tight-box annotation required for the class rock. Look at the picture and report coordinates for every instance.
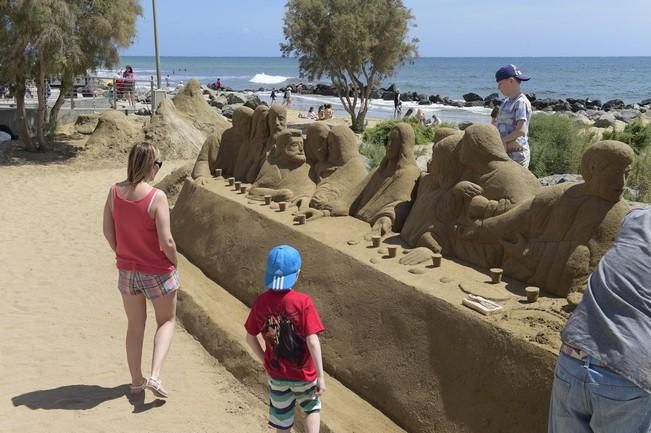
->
[585,99,602,109]
[418,99,432,105]
[210,95,228,109]
[314,83,338,96]
[226,93,247,105]
[462,92,483,102]
[553,101,572,112]
[614,109,640,123]
[603,99,625,111]
[526,92,537,102]
[244,95,263,110]
[570,102,586,113]
[483,93,501,107]
[382,91,396,101]
[429,94,444,104]
[221,103,243,119]
[593,112,617,128]
[640,98,651,106]
[572,113,592,126]
[448,100,465,108]
[464,101,484,107]
[458,121,473,130]
[416,155,430,172]
[538,174,583,186]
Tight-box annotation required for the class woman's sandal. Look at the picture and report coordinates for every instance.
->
[146,377,169,398]
[129,379,147,394]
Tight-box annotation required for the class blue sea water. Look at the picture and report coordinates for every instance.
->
[110,56,651,124]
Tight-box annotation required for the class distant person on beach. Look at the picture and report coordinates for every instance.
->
[270,88,277,104]
[426,114,440,126]
[317,105,325,120]
[102,143,179,399]
[284,86,292,106]
[299,107,318,120]
[494,64,532,168]
[122,65,136,108]
[245,245,326,433]
[165,75,170,89]
[416,109,426,126]
[324,104,335,119]
[548,207,651,433]
[394,90,402,118]
[215,78,222,90]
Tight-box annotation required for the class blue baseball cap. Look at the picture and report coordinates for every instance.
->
[495,64,530,82]
[264,245,302,290]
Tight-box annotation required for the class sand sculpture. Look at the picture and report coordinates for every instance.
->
[295,125,369,221]
[250,104,287,178]
[213,106,254,179]
[304,122,332,182]
[191,133,222,182]
[171,78,230,135]
[248,129,316,203]
[399,134,465,263]
[459,140,634,298]
[350,122,421,237]
[234,105,270,183]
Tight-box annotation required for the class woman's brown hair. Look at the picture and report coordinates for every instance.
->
[127,142,159,184]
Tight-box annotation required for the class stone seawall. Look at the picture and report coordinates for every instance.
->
[171,178,557,433]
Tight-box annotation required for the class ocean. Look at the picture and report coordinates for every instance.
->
[109,56,651,124]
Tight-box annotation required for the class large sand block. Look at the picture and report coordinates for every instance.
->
[171,179,565,433]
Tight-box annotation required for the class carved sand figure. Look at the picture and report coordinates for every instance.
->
[459,140,634,298]
[251,104,288,178]
[449,124,541,268]
[350,122,421,237]
[304,122,332,183]
[214,106,253,179]
[295,125,369,221]
[399,134,465,265]
[191,133,221,182]
[234,105,269,182]
[248,129,316,203]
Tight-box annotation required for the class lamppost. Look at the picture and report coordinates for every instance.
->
[152,0,162,89]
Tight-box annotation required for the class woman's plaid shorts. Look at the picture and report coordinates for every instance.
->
[118,268,180,299]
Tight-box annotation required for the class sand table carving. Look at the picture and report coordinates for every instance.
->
[234,105,269,183]
[248,129,316,203]
[460,140,634,298]
[449,124,541,268]
[214,106,253,179]
[296,125,369,221]
[172,78,230,135]
[400,134,465,265]
[350,122,421,237]
[85,110,145,157]
[251,105,288,179]
[192,133,222,182]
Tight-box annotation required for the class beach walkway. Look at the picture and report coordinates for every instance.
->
[0,161,269,433]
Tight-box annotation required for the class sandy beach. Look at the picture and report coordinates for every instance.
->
[0,159,271,433]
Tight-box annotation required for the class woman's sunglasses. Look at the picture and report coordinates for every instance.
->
[154,160,163,169]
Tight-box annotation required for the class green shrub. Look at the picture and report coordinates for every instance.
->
[528,114,597,177]
[360,119,455,168]
[625,148,651,203]
[602,120,651,154]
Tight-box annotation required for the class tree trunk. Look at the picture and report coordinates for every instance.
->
[14,78,36,152]
[35,59,50,151]
[48,71,71,136]
[351,109,367,133]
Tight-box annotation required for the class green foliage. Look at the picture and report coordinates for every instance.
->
[602,120,651,154]
[625,148,651,203]
[528,114,597,177]
[0,0,142,149]
[281,0,418,131]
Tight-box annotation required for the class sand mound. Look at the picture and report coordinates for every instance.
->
[172,78,230,136]
[74,115,99,135]
[144,99,207,159]
[84,111,145,159]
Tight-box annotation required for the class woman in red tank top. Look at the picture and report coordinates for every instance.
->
[102,142,179,398]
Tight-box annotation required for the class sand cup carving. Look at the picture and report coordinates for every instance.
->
[228,177,235,186]
[388,246,399,258]
[489,268,503,284]
[371,235,382,248]
[279,202,287,212]
[264,195,272,205]
[526,286,540,303]
[432,253,442,267]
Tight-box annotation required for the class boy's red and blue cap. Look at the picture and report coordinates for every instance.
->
[495,64,530,82]
[264,245,302,290]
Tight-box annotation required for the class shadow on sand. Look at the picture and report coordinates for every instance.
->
[12,384,166,414]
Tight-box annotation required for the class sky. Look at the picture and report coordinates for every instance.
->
[122,0,651,57]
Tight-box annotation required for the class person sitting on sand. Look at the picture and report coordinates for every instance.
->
[317,105,326,121]
[416,109,426,126]
[102,142,179,398]
[299,107,317,120]
[425,114,441,127]
[325,104,335,119]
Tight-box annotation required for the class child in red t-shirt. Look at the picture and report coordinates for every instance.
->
[245,245,325,432]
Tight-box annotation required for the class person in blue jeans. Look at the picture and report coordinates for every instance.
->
[548,207,651,433]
